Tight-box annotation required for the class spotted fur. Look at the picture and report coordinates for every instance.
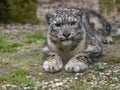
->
[42,8,112,73]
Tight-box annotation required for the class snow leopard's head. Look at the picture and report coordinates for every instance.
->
[46,8,86,46]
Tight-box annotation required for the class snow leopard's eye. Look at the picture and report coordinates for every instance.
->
[70,21,76,26]
[55,23,62,27]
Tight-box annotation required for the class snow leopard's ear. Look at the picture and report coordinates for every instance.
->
[71,9,83,17]
[45,12,55,25]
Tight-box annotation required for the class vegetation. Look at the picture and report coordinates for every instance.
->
[0,1,119,89]
[100,0,120,17]
[0,29,119,90]
[102,56,120,64]
[0,0,38,23]
[0,69,42,89]
[0,30,45,52]
[116,74,120,80]
[8,69,28,84]
[0,36,23,52]
[26,30,45,44]
[113,35,120,43]
[94,63,106,71]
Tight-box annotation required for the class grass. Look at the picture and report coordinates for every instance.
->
[2,43,23,52]
[0,30,45,53]
[113,35,120,43]
[34,18,41,24]
[102,56,120,63]
[0,76,7,82]
[94,63,106,71]
[61,71,74,78]
[26,30,45,44]
[116,74,120,80]
[0,29,119,90]
[7,69,29,85]
[113,35,120,40]
[0,36,23,52]
[0,69,42,90]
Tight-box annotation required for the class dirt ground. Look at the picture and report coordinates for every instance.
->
[0,24,120,90]
[0,0,120,90]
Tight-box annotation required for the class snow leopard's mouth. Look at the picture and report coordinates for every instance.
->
[61,39,72,45]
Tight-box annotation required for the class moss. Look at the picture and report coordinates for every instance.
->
[102,56,120,64]
[0,0,38,23]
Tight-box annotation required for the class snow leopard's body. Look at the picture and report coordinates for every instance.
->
[42,8,112,73]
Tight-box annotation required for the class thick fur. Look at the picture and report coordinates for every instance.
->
[42,8,112,73]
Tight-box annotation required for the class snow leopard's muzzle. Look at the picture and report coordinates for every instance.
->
[48,22,84,46]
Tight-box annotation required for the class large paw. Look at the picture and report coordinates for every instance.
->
[65,60,88,73]
[103,36,113,44]
[65,54,88,73]
[43,52,63,72]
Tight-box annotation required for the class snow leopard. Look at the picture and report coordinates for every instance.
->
[42,8,112,73]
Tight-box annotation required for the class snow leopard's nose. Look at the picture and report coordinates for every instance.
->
[63,31,71,38]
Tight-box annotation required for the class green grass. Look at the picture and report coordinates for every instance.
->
[102,56,120,63]
[0,36,23,52]
[115,73,120,80]
[113,35,120,40]
[61,71,74,78]
[0,30,45,52]
[0,0,37,23]
[0,69,42,90]
[113,36,120,43]
[0,69,28,84]
[117,75,120,80]
[0,76,7,82]
[26,30,45,44]
[7,69,29,85]
[94,63,106,71]
[0,86,3,90]
[34,18,41,24]
[0,36,7,49]
[3,43,23,52]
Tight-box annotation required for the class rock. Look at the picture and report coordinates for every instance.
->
[54,79,60,82]
[63,79,68,84]
[74,77,78,80]
[39,72,43,75]
[55,82,63,87]
[44,82,49,85]
[75,73,80,76]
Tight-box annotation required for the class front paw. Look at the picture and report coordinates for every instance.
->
[65,54,88,73]
[43,52,63,72]
[103,36,113,44]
